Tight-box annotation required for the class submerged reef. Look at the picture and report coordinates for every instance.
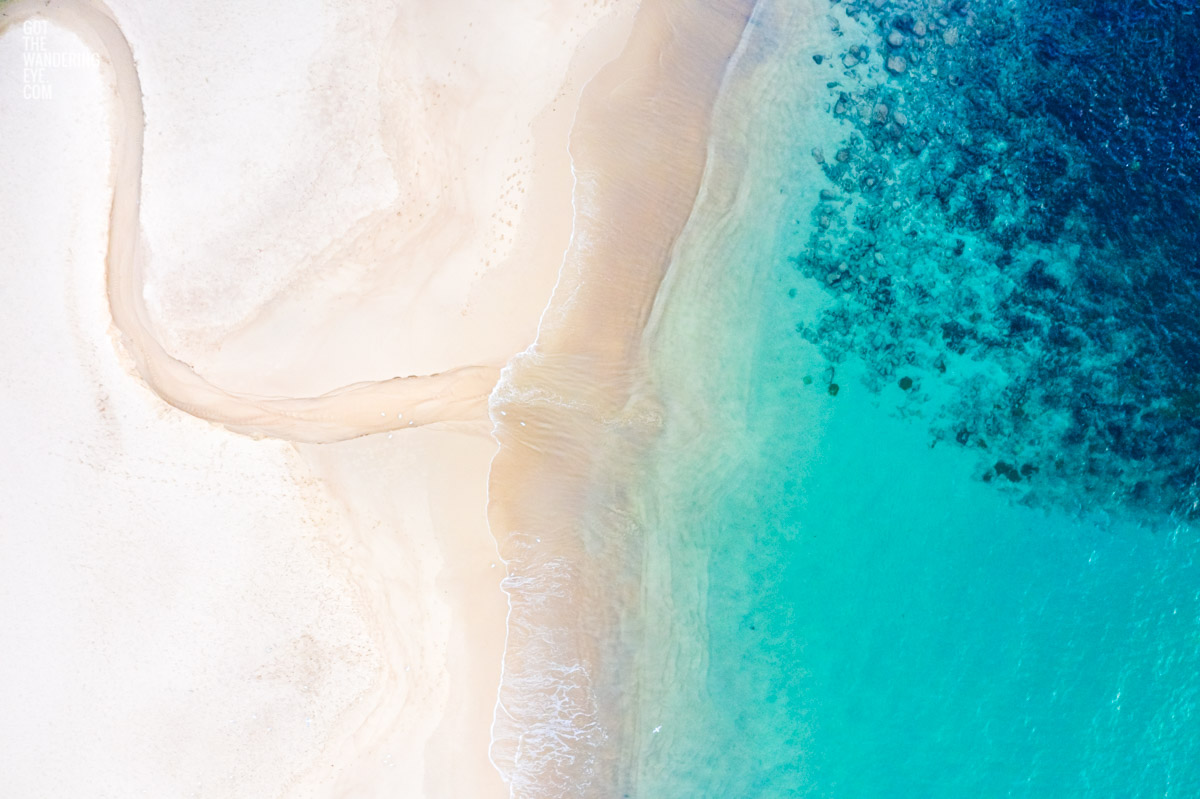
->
[795,0,1200,518]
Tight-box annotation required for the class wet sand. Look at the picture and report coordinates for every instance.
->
[485,0,759,794]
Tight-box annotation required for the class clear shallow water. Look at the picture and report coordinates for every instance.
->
[629,0,1200,795]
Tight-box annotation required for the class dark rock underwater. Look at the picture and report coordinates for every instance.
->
[793,0,1200,519]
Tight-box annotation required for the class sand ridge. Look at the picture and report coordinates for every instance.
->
[1,0,501,445]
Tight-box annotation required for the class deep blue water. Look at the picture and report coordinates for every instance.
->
[629,0,1200,795]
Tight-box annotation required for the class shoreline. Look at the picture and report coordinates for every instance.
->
[485,0,759,793]
[4,0,762,793]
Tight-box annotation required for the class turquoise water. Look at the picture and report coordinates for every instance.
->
[630,0,1200,795]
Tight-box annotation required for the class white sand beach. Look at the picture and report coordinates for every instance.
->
[0,0,761,793]
[0,0,638,795]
